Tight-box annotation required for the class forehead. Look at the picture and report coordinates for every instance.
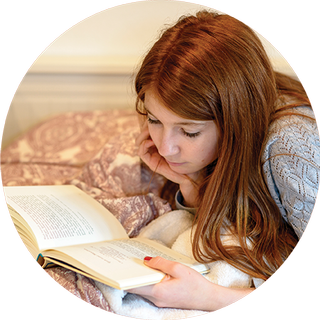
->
[145,91,206,126]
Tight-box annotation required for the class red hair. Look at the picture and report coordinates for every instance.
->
[135,11,310,280]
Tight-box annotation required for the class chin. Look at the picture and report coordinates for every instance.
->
[171,167,199,177]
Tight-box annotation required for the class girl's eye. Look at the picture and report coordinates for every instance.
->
[147,117,160,125]
[147,115,200,138]
[183,130,201,138]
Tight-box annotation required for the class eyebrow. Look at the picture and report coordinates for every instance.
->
[145,108,206,127]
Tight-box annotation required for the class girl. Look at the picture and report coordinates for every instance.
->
[130,10,319,311]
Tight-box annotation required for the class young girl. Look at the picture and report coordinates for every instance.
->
[130,10,319,311]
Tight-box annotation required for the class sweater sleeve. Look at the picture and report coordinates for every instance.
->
[262,107,320,239]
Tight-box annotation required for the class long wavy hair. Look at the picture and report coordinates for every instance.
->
[135,10,311,280]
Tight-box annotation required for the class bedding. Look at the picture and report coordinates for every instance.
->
[1,109,254,319]
[1,109,170,314]
[1,109,170,235]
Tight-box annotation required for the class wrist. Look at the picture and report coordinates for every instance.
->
[179,181,199,208]
[175,190,197,213]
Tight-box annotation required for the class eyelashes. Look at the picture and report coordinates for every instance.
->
[147,117,201,138]
[147,117,160,125]
[183,131,201,138]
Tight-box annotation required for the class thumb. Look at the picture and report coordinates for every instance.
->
[144,256,184,278]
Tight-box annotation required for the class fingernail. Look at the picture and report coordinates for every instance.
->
[144,256,152,261]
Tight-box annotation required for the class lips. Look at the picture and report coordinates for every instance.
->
[165,159,186,167]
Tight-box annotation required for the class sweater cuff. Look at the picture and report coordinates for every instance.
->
[175,190,197,215]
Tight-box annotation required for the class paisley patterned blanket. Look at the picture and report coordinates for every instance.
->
[1,109,172,314]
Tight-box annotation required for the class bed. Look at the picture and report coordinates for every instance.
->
[1,1,295,319]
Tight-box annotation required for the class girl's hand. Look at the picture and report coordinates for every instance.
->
[135,121,201,207]
[128,256,254,311]
[135,121,190,186]
[128,256,214,310]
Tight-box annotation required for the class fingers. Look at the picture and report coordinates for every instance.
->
[135,125,163,173]
[139,139,155,155]
[135,120,150,147]
[135,122,188,184]
[138,139,158,167]
[143,256,185,279]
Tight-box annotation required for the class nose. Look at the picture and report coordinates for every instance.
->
[157,131,180,158]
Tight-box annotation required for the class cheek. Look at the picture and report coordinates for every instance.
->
[197,141,219,165]
[209,144,219,161]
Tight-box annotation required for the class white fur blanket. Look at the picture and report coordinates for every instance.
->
[94,210,264,319]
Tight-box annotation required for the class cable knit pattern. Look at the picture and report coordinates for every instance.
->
[176,106,320,239]
[262,106,320,239]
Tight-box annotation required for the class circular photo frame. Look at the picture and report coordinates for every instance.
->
[2,1,320,319]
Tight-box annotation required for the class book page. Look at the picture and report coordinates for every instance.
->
[119,238,209,273]
[44,237,209,289]
[4,185,128,251]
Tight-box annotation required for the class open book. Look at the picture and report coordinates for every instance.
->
[4,185,208,290]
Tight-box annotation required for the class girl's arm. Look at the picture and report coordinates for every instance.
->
[135,124,254,309]
[128,256,254,311]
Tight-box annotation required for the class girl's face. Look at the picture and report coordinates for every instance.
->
[144,91,220,179]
